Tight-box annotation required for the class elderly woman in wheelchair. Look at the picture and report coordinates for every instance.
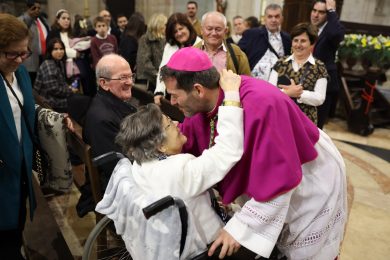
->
[95,70,244,259]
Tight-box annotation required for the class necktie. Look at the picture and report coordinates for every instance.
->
[36,19,46,55]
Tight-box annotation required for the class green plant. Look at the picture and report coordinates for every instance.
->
[363,35,390,68]
[338,34,365,59]
[338,34,390,69]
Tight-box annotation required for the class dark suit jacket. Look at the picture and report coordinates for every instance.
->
[0,66,36,229]
[313,11,345,92]
[83,89,136,189]
[239,26,291,70]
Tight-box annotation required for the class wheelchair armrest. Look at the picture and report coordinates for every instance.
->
[92,152,125,167]
[142,196,176,219]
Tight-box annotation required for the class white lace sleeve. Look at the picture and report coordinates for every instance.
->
[224,190,294,258]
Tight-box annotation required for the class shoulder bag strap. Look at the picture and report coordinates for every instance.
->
[0,72,38,145]
[226,42,240,73]
[264,34,281,59]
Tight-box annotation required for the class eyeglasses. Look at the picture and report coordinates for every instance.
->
[2,51,33,60]
[101,74,136,83]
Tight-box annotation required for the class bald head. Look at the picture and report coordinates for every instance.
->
[201,11,227,27]
[201,11,228,50]
[96,54,133,101]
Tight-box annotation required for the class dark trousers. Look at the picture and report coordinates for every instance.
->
[0,228,25,260]
[0,165,28,260]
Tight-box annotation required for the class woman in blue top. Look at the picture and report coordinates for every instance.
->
[0,13,36,259]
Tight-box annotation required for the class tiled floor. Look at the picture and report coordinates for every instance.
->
[43,118,390,259]
[323,119,390,260]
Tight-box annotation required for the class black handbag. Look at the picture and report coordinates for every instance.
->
[1,73,50,183]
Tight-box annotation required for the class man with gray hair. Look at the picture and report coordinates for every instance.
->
[83,54,136,190]
[194,11,250,75]
[239,4,291,80]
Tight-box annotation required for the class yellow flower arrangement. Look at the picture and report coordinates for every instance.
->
[338,34,390,69]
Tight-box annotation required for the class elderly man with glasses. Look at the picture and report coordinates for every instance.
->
[83,54,137,192]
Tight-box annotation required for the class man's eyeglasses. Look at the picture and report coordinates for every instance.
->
[2,51,33,61]
[101,74,136,83]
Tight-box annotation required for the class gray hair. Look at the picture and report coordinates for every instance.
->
[232,15,243,21]
[115,103,166,164]
[201,11,227,27]
[264,3,283,15]
[95,53,125,82]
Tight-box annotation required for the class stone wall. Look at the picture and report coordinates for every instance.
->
[6,0,389,31]
[340,0,390,26]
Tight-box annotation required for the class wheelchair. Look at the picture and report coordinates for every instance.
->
[83,196,196,260]
[82,152,218,260]
[82,152,262,260]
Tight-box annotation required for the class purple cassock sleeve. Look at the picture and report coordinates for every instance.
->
[180,76,320,204]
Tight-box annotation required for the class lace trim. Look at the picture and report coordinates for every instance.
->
[281,208,345,249]
[312,207,331,222]
[263,199,290,208]
[242,204,285,228]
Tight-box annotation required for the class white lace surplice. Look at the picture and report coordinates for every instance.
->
[225,130,347,260]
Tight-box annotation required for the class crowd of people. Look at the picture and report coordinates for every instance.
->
[0,0,348,259]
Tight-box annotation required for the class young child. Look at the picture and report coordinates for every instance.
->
[90,16,118,69]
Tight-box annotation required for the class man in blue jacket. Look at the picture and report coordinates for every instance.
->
[311,0,345,129]
[238,3,291,81]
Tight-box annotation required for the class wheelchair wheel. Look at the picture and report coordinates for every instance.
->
[83,215,132,260]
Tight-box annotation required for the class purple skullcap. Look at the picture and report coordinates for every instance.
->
[166,47,213,72]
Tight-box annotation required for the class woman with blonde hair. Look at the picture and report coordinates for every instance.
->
[136,13,167,93]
